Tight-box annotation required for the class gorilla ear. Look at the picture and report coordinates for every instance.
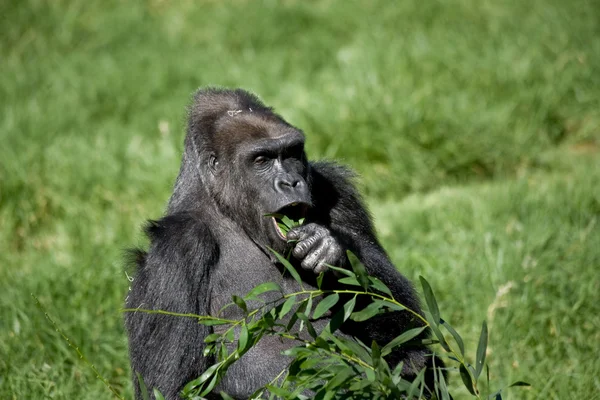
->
[208,153,219,174]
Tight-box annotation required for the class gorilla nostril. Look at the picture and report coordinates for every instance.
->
[277,180,290,190]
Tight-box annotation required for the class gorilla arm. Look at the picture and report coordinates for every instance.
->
[289,161,432,370]
[290,161,422,312]
[125,213,218,400]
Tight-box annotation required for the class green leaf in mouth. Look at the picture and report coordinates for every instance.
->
[265,213,305,237]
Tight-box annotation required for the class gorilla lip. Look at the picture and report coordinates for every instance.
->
[271,202,309,240]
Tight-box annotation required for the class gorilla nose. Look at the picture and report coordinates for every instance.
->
[275,176,305,194]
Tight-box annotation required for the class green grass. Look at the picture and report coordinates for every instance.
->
[1,0,598,398]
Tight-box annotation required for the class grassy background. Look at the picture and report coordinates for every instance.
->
[1,0,598,398]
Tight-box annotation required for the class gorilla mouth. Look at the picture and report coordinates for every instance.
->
[271,202,309,240]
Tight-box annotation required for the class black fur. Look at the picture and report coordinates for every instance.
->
[125,88,440,399]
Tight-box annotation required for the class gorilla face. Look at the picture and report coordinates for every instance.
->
[245,133,312,250]
[247,134,311,244]
[209,113,312,250]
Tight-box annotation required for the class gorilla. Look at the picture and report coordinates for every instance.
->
[125,88,440,399]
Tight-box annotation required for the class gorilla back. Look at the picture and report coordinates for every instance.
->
[125,88,439,399]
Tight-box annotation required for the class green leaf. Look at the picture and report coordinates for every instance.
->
[425,311,451,352]
[199,373,219,397]
[136,372,150,400]
[338,276,361,286]
[377,356,391,379]
[419,276,440,324]
[487,363,491,393]
[508,381,531,387]
[314,336,330,350]
[316,271,324,289]
[348,379,372,391]
[281,346,312,357]
[265,385,293,397]
[219,342,228,361]
[269,247,304,288]
[325,306,344,334]
[232,295,247,313]
[326,333,372,363]
[350,300,383,322]
[325,367,354,391]
[238,324,249,352]
[203,344,214,356]
[313,293,340,319]
[368,277,393,297]
[219,391,235,400]
[281,214,294,228]
[183,362,221,393]
[153,388,166,400]
[382,301,405,312]
[286,301,307,331]
[244,281,282,300]
[365,367,376,382]
[204,333,221,343]
[437,366,451,400]
[391,361,404,380]
[407,368,426,399]
[475,320,488,379]
[441,318,465,356]
[459,364,476,395]
[347,251,369,289]
[371,340,381,369]
[381,326,426,356]
[343,295,357,321]
[305,295,313,319]
[300,357,324,370]
[297,313,317,339]
[263,212,283,219]
[278,224,290,236]
[327,264,355,277]
[279,295,297,319]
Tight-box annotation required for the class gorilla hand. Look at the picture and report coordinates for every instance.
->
[287,223,345,274]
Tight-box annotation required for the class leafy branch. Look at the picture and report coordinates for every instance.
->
[159,250,530,399]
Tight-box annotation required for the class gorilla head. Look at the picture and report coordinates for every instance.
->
[168,88,312,254]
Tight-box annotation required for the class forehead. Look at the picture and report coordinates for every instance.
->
[215,111,304,151]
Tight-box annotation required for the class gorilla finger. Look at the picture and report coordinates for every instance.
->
[326,245,344,266]
[320,248,341,268]
[300,248,323,271]
[292,242,309,259]
[286,229,305,242]
[288,224,325,241]
[301,240,333,270]
[314,261,329,274]
[292,235,322,258]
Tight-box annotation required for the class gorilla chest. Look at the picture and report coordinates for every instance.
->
[208,240,304,318]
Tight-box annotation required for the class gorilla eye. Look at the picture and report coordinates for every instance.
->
[254,155,269,165]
